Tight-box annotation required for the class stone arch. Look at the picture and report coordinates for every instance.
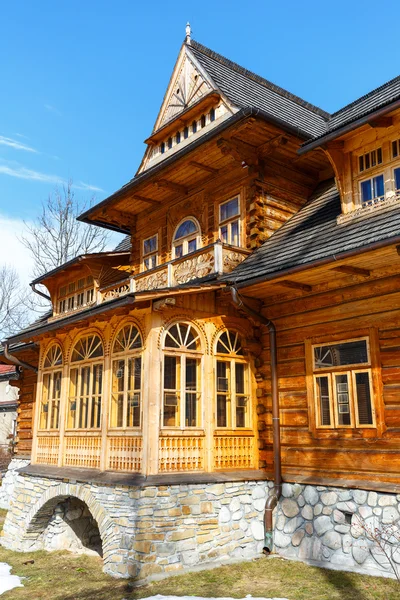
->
[21,482,123,575]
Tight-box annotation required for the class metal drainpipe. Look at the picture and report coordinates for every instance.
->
[30,282,51,301]
[230,286,281,553]
[3,342,38,373]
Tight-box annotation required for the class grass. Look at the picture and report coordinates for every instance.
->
[0,510,398,600]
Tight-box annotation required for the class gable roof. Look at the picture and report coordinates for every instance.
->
[225,179,400,286]
[188,41,329,139]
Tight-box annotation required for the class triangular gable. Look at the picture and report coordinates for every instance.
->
[154,45,215,132]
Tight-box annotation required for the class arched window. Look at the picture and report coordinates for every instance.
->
[172,218,201,258]
[110,324,143,429]
[163,322,202,428]
[39,344,63,430]
[68,334,104,430]
[215,330,249,428]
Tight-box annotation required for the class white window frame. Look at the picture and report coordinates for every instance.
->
[312,337,376,430]
[142,234,158,271]
[359,173,385,206]
[172,218,201,259]
[219,196,241,246]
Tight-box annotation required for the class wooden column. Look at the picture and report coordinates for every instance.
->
[57,361,69,467]
[204,323,215,472]
[142,312,162,475]
[99,349,111,472]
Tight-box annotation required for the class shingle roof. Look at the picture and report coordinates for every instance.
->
[114,235,131,252]
[225,180,400,285]
[189,41,329,139]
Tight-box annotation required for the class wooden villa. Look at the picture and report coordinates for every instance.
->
[2,25,400,580]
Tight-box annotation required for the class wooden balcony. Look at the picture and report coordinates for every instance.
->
[50,243,249,320]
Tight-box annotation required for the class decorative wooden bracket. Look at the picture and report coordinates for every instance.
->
[368,117,393,129]
[275,280,312,292]
[332,265,370,277]
[154,179,188,194]
[189,160,219,174]
[217,137,259,168]
[133,194,161,205]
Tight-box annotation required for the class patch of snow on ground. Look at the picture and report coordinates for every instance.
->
[0,562,23,595]
[142,596,289,600]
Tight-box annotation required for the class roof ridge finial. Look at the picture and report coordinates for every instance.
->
[185,22,191,44]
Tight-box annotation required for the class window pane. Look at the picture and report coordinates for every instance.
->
[377,147,383,164]
[315,376,331,426]
[188,239,197,254]
[361,180,372,203]
[175,244,183,258]
[217,361,228,427]
[359,155,364,172]
[144,236,157,255]
[235,363,245,394]
[392,141,398,159]
[395,168,400,191]
[175,220,198,240]
[373,174,384,199]
[335,374,351,426]
[236,399,247,428]
[127,392,140,427]
[220,198,239,222]
[314,340,368,369]
[220,225,228,243]
[231,220,239,246]
[164,356,178,426]
[164,355,177,389]
[40,373,50,429]
[365,154,370,170]
[355,372,373,425]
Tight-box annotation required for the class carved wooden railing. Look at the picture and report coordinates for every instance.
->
[159,435,204,472]
[36,435,60,466]
[213,434,255,469]
[63,435,102,469]
[50,243,250,319]
[106,436,142,472]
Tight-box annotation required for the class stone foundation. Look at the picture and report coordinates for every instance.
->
[273,483,400,579]
[0,458,31,509]
[2,472,272,580]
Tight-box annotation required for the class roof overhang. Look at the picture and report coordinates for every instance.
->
[299,97,400,155]
[78,107,312,234]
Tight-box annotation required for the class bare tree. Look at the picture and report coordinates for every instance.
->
[21,180,109,279]
[0,265,29,339]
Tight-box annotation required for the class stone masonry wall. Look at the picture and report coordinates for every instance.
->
[0,458,30,509]
[273,482,400,579]
[1,473,272,581]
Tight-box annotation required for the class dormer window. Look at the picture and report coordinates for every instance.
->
[168,137,173,150]
[359,148,382,173]
[176,131,181,144]
[360,174,384,206]
[192,120,197,134]
[143,234,158,270]
[184,126,189,139]
[172,218,200,259]
[210,107,215,122]
[201,114,206,128]
[160,142,165,154]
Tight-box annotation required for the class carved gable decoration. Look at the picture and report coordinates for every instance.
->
[156,53,213,130]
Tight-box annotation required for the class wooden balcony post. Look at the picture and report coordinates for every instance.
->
[142,313,162,474]
[99,352,111,471]
[167,262,174,288]
[130,277,136,293]
[214,241,223,274]
[57,363,69,467]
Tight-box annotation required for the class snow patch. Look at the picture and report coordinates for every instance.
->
[0,562,23,595]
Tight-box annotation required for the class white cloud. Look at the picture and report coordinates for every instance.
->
[0,135,38,153]
[0,215,35,286]
[44,104,62,117]
[0,163,104,193]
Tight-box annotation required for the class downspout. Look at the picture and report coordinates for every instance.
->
[30,282,51,302]
[3,342,38,373]
[230,287,281,553]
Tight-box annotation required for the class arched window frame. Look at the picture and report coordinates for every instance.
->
[214,330,250,429]
[67,333,104,431]
[162,322,203,429]
[110,323,144,430]
[172,217,201,259]
[39,344,63,431]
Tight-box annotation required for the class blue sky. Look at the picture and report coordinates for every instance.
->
[0,0,399,278]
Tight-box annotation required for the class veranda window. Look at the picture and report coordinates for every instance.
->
[110,324,143,428]
[172,219,201,259]
[68,334,104,429]
[162,322,202,428]
[143,235,158,271]
[313,338,375,429]
[39,344,63,430]
[219,197,240,246]
[215,330,249,428]
[360,174,384,205]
